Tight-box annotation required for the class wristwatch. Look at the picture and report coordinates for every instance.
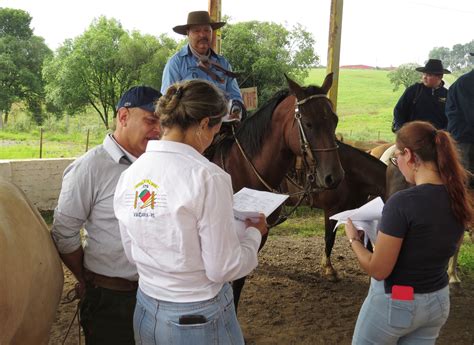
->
[349,237,362,245]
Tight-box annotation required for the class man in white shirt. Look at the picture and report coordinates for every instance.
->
[51,86,161,345]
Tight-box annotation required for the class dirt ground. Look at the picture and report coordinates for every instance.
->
[49,235,474,345]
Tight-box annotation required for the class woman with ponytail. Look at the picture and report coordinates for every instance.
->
[345,120,473,344]
[114,79,268,345]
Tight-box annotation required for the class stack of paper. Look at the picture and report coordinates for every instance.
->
[329,197,384,245]
[233,187,289,221]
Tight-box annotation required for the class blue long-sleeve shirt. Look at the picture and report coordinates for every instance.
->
[161,44,242,103]
[446,70,474,143]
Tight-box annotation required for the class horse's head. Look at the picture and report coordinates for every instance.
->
[285,73,344,190]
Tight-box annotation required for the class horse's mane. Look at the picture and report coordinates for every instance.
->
[231,84,328,159]
[234,89,289,158]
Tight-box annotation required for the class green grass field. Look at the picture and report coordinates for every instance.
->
[306,68,400,142]
[0,109,106,159]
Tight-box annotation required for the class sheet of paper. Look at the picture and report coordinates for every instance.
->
[329,197,384,245]
[233,187,289,221]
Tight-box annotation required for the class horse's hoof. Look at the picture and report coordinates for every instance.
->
[449,276,462,285]
[324,268,339,282]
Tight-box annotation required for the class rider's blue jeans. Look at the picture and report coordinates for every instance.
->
[133,282,244,345]
[352,278,450,345]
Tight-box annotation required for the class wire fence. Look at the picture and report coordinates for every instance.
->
[1,129,104,159]
[1,121,396,160]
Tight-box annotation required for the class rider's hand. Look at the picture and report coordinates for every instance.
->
[245,213,268,237]
[229,101,242,121]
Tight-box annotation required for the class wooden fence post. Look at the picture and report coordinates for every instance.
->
[85,129,90,152]
[39,128,43,159]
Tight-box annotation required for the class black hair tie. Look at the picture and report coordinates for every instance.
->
[175,87,184,99]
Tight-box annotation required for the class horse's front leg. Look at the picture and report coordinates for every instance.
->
[321,217,338,281]
[448,236,464,284]
[231,277,246,312]
[231,233,269,312]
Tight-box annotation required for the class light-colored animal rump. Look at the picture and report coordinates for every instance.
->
[0,180,64,345]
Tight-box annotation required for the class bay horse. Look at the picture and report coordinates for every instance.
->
[284,141,387,279]
[211,74,345,308]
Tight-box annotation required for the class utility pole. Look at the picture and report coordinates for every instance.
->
[208,0,222,54]
[326,0,344,112]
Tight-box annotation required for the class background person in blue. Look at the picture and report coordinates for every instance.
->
[161,10,245,123]
[446,52,474,187]
[392,59,450,132]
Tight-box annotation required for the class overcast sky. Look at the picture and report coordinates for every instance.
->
[1,0,473,67]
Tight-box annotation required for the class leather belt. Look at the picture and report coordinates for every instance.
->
[84,269,138,292]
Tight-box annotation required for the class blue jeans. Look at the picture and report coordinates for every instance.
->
[353,279,450,345]
[133,283,244,345]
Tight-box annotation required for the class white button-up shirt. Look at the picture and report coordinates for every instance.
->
[114,140,261,302]
[52,134,138,280]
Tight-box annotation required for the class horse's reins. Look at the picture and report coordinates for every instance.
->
[231,93,338,227]
[61,287,82,345]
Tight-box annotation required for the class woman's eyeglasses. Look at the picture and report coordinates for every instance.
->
[390,149,405,167]
[390,156,398,167]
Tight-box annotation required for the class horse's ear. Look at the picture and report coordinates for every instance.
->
[285,74,304,99]
[321,73,334,95]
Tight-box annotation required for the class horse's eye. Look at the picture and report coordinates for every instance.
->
[305,123,312,128]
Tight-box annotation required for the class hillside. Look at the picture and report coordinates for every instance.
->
[306,68,402,142]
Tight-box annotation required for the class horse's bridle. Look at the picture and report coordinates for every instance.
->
[294,93,339,185]
[227,92,339,228]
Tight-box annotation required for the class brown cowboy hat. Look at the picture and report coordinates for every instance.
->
[415,59,451,74]
[173,11,226,35]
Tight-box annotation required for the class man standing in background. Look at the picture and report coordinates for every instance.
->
[392,59,450,131]
[446,53,474,186]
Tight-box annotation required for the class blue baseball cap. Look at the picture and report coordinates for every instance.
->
[116,86,161,113]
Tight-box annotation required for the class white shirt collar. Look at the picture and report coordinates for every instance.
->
[105,133,137,164]
[146,140,208,163]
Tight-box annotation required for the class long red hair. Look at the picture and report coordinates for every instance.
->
[396,121,473,227]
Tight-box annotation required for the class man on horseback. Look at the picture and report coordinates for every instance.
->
[161,11,246,125]
[392,59,450,132]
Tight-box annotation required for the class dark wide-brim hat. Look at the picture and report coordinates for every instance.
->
[415,59,451,74]
[173,11,226,35]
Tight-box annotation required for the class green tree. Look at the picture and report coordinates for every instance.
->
[0,8,52,126]
[387,63,421,91]
[44,17,177,129]
[221,20,319,104]
[429,40,474,74]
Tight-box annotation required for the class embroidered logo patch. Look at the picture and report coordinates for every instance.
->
[133,179,158,218]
